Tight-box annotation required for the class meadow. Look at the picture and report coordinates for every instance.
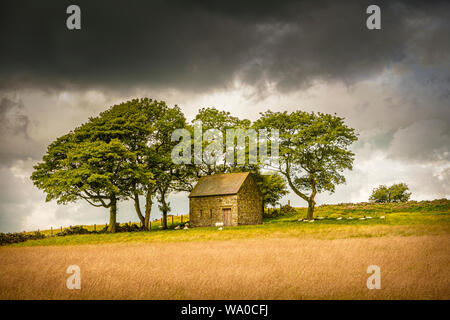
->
[0,199,449,299]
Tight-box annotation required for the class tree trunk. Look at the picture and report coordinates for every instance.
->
[307,199,315,220]
[107,197,117,233]
[161,191,168,229]
[144,190,152,230]
[162,211,167,229]
[133,192,147,229]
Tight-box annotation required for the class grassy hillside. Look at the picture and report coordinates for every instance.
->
[5,199,449,247]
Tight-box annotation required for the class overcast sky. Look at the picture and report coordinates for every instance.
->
[0,0,449,232]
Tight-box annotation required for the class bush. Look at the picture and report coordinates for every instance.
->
[98,223,144,233]
[264,204,296,218]
[369,183,411,203]
[116,223,142,232]
[56,225,92,236]
[0,231,45,246]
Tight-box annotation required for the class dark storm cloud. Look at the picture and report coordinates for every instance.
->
[1,0,449,92]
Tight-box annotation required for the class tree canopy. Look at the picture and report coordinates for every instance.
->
[32,99,358,230]
[31,111,152,232]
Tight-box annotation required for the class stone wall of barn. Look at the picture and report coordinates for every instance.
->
[189,194,238,227]
[237,175,263,225]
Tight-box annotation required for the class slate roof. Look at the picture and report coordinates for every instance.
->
[188,172,250,197]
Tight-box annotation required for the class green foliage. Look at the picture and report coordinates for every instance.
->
[369,185,390,203]
[30,99,160,232]
[0,231,45,246]
[194,107,250,130]
[95,98,191,229]
[253,110,358,219]
[369,183,411,203]
[32,137,139,204]
[191,107,251,175]
[252,171,289,207]
[263,204,297,218]
[389,183,412,202]
[57,225,92,236]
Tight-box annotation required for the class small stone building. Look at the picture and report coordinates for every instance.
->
[189,172,263,227]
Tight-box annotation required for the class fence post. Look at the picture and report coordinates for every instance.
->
[51,227,53,236]
[149,221,152,230]
[172,215,174,225]
[94,224,96,231]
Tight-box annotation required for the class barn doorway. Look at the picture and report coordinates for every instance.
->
[222,208,232,226]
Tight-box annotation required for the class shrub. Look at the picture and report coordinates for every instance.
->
[0,231,45,246]
[369,183,411,203]
[56,225,91,236]
[264,204,296,218]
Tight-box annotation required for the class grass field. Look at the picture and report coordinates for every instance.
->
[0,200,449,299]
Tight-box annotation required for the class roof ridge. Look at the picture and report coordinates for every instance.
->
[188,172,251,198]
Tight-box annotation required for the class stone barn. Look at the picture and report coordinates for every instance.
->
[189,172,263,227]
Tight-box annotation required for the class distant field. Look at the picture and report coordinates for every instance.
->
[0,200,449,299]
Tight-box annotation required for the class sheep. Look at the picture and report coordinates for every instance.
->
[308,219,315,223]
[380,216,386,219]
[359,217,366,220]
[366,216,372,219]
[183,225,189,230]
[316,216,324,220]
[336,217,343,220]
[218,227,223,231]
[348,217,353,220]
[174,225,180,230]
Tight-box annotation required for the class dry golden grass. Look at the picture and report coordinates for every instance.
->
[1,235,449,299]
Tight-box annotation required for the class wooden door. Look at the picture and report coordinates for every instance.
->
[222,208,232,226]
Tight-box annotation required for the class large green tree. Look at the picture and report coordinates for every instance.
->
[150,106,191,229]
[92,98,190,230]
[254,110,358,220]
[31,123,151,232]
[92,98,168,230]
